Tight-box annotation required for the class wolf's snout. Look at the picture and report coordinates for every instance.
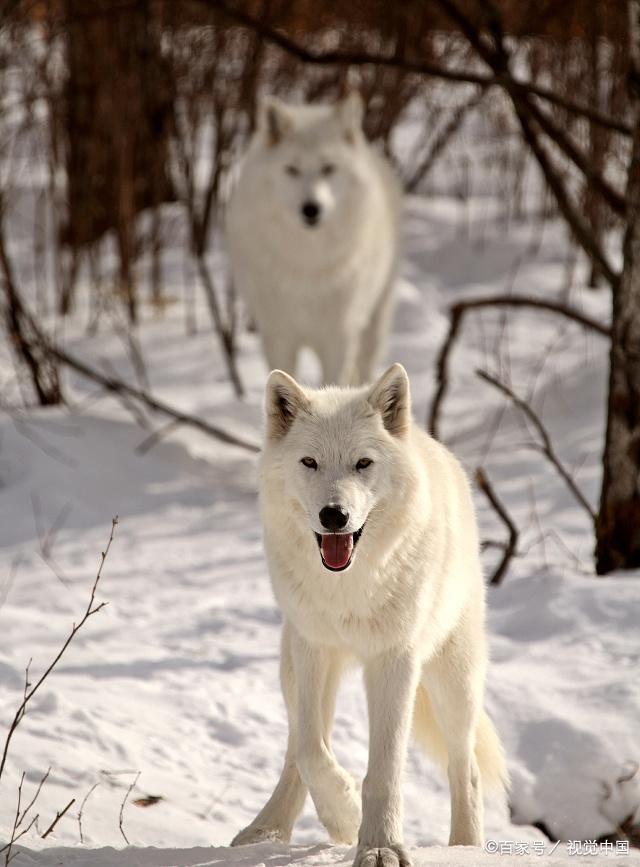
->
[301,201,320,225]
[319,505,349,531]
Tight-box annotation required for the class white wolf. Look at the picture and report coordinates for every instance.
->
[232,363,508,865]
[225,93,401,386]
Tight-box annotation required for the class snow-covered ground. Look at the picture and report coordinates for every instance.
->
[1,123,639,865]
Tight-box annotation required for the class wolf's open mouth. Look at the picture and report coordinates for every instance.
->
[314,526,364,572]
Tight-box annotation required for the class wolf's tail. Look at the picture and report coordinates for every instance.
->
[412,684,509,794]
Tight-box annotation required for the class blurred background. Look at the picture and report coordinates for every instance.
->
[0,0,639,862]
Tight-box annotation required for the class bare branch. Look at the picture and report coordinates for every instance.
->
[205,0,630,136]
[521,97,626,219]
[405,87,486,192]
[515,109,620,289]
[428,294,610,438]
[0,518,118,783]
[432,0,621,289]
[475,467,519,585]
[476,370,596,522]
[0,198,63,406]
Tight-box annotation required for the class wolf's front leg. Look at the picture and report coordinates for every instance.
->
[355,651,419,867]
[292,630,361,844]
[231,622,307,845]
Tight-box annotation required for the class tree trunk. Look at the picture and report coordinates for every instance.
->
[60,0,174,318]
[595,0,640,574]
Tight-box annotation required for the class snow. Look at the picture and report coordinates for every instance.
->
[9,841,640,867]
[1,106,639,866]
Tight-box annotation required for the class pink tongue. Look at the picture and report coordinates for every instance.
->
[320,534,354,569]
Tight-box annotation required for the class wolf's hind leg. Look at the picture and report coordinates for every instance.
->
[231,623,306,845]
[355,280,395,384]
[315,335,360,387]
[421,623,486,847]
[261,331,298,378]
[291,630,361,844]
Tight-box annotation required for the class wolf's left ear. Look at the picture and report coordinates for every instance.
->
[265,370,310,439]
[367,363,411,437]
[337,91,364,143]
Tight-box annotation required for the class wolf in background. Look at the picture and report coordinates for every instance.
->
[225,93,401,386]
[232,363,508,866]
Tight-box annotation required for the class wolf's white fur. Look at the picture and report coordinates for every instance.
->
[225,93,401,386]
[231,364,508,866]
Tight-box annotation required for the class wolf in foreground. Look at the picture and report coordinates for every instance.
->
[232,364,508,866]
[225,93,401,386]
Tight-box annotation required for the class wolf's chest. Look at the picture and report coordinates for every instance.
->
[272,561,420,657]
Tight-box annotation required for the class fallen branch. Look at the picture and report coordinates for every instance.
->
[475,468,519,585]
[20,326,261,454]
[476,370,596,523]
[428,294,610,438]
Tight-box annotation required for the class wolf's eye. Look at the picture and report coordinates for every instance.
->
[321,163,336,176]
[356,458,373,470]
[285,165,300,177]
[300,457,318,470]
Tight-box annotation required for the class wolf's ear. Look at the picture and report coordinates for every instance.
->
[259,96,293,147]
[265,370,310,439]
[336,91,364,144]
[367,363,411,437]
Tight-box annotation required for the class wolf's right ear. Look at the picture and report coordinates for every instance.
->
[265,370,310,439]
[258,96,292,147]
[367,363,411,437]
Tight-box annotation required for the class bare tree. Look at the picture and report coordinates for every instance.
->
[595,0,640,575]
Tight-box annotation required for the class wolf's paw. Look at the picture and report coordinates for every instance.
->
[353,845,413,867]
[315,775,361,844]
[231,825,290,846]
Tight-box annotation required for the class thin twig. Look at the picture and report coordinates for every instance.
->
[135,418,181,455]
[77,781,100,844]
[118,771,140,845]
[0,518,118,783]
[476,370,596,522]
[41,798,75,839]
[196,254,245,399]
[17,767,50,829]
[475,468,519,586]
[3,771,25,867]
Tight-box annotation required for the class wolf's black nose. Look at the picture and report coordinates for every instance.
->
[301,201,320,224]
[319,505,349,531]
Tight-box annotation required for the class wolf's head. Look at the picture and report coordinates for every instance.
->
[262,364,418,572]
[252,92,369,230]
